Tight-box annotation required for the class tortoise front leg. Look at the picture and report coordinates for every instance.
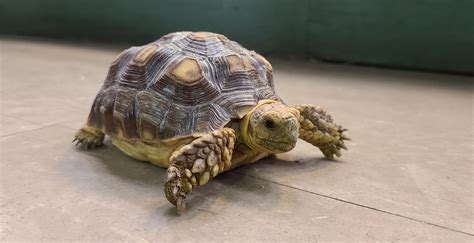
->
[293,105,350,159]
[165,128,236,212]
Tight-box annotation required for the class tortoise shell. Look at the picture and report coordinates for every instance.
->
[87,31,279,141]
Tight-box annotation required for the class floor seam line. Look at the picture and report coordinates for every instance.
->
[56,123,79,130]
[1,114,46,127]
[234,172,474,237]
[0,124,60,139]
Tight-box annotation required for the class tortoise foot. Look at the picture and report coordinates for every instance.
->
[165,165,188,213]
[73,124,105,149]
[294,104,350,159]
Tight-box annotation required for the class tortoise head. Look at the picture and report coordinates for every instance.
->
[241,100,300,153]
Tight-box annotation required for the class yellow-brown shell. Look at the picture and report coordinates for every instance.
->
[87,31,279,141]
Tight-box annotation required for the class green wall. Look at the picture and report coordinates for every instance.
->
[1,0,473,74]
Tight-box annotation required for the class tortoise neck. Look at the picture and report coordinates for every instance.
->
[240,99,280,153]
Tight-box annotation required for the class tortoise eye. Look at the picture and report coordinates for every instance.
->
[265,119,275,129]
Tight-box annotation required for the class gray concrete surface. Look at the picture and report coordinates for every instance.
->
[1,38,473,242]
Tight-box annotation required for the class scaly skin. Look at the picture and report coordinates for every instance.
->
[293,105,350,159]
[74,100,350,213]
[165,128,236,212]
[163,127,271,212]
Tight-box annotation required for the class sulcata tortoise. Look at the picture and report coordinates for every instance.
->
[74,31,350,212]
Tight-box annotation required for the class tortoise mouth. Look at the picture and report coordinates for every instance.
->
[258,137,297,153]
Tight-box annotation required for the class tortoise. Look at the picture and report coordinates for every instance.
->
[74,31,350,212]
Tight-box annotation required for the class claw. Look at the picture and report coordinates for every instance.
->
[167,171,177,181]
[338,141,348,150]
[176,196,186,213]
[335,148,342,157]
[73,126,104,149]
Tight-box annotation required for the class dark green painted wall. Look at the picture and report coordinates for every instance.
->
[1,0,473,74]
[308,0,474,74]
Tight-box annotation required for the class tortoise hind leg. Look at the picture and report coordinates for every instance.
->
[73,124,105,149]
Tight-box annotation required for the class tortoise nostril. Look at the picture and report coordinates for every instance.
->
[265,119,275,129]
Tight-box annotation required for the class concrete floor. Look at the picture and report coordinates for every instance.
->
[1,38,473,242]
